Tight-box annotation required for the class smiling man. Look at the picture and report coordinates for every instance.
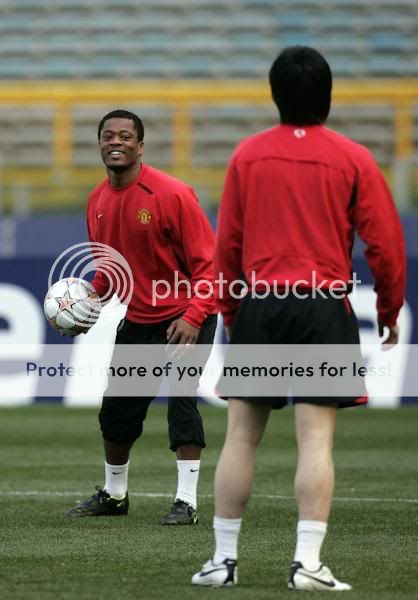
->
[66,109,217,524]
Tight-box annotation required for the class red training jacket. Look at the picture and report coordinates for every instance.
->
[87,164,216,328]
[216,124,406,327]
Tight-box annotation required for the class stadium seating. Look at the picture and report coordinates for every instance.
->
[0,0,416,210]
[0,0,416,79]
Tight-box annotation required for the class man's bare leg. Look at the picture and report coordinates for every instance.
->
[294,403,336,521]
[212,399,270,564]
[215,399,271,517]
[293,403,336,571]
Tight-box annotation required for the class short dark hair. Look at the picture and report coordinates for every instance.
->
[97,109,144,141]
[269,46,332,125]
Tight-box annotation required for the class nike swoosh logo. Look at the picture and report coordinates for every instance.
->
[98,214,104,218]
[116,500,125,507]
[112,472,123,475]
[299,572,336,588]
[200,567,227,576]
[190,468,199,472]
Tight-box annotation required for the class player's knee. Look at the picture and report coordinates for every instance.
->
[168,416,205,451]
[99,404,144,444]
[228,426,263,447]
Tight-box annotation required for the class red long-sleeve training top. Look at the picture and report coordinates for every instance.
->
[87,164,216,328]
[216,124,406,327]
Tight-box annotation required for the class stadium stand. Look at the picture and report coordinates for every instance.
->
[0,0,416,210]
[0,0,416,79]
[0,106,53,166]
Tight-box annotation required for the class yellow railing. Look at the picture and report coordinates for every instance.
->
[0,80,418,210]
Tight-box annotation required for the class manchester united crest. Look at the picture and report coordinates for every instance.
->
[137,208,152,225]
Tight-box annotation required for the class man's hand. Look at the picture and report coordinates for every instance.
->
[166,318,200,358]
[90,290,109,306]
[60,291,102,337]
[378,321,399,351]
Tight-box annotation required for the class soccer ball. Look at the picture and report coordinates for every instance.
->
[44,277,101,336]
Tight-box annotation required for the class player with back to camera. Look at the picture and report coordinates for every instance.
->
[66,109,217,525]
[191,46,406,590]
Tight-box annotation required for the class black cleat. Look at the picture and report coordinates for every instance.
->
[160,499,198,525]
[66,486,129,517]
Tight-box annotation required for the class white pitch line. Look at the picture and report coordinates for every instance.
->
[0,491,172,498]
[253,494,418,504]
[0,491,417,504]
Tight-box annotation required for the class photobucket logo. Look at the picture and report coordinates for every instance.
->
[48,242,134,325]
[243,271,362,300]
[152,271,362,305]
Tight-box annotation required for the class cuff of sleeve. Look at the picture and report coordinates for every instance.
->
[378,312,398,328]
[377,310,399,327]
[181,306,205,329]
[91,282,109,299]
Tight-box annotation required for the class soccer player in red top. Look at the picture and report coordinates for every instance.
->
[66,110,217,525]
[192,47,406,589]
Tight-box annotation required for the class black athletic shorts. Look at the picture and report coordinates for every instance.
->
[100,313,218,450]
[219,293,367,410]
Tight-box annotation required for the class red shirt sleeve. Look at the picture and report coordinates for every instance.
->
[167,187,216,329]
[214,158,244,326]
[86,193,111,299]
[353,154,406,327]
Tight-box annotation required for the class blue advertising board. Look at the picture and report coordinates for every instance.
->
[0,215,417,406]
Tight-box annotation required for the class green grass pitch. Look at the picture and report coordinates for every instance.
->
[0,404,416,599]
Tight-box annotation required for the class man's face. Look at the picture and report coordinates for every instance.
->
[99,118,143,173]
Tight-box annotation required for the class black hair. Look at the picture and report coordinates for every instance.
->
[97,109,144,141]
[269,46,332,125]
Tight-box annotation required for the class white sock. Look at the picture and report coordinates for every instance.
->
[175,460,200,509]
[213,516,242,564]
[294,520,327,571]
[104,461,129,499]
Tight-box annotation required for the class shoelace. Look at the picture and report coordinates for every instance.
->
[94,485,110,503]
[172,500,193,514]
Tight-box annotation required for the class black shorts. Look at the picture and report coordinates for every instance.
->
[99,313,218,450]
[219,293,367,409]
